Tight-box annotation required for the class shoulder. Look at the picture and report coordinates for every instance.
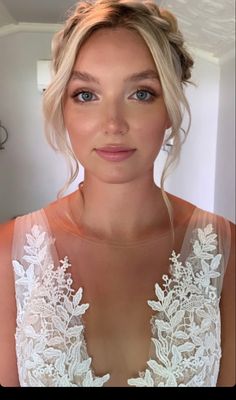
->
[0,218,21,386]
[166,195,235,386]
[0,218,16,268]
[217,220,235,386]
[165,192,196,226]
[168,192,232,232]
[0,218,17,300]
[219,218,235,298]
[43,189,82,234]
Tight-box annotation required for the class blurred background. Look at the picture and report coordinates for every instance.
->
[0,0,235,223]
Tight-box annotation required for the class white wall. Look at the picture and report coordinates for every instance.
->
[214,56,235,223]
[155,55,220,213]
[0,30,234,223]
[0,31,82,223]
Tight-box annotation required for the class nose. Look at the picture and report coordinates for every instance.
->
[102,103,129,136]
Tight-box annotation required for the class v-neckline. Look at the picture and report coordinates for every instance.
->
[35,206,199,386]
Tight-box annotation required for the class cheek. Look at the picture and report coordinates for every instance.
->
[136,116,167,145]
[65,116,101,166]
[64,109,95,145]
[135,101,169,133]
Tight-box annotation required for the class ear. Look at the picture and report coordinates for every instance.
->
[165,117,172,130]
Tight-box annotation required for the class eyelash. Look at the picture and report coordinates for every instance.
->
[71,87,157,104]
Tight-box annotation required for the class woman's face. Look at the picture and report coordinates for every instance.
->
[63,27,171,184]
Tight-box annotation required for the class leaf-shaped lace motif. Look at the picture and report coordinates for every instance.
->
[13,225,110,387]
[13,223,223,387]
[128,224,222,387]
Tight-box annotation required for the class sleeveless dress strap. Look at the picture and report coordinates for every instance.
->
[179,207,231,296]
[11,209,60,326]
[12,209,60,268]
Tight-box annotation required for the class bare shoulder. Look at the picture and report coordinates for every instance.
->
[165,195,235,386]
[0,218,16,278]
[0,219,16,305]
[217,220,235,386]
[166,192,196,225]
[0,219,20,386]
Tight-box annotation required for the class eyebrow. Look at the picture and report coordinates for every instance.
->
[70,69,160,83]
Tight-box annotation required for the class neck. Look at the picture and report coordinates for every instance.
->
[72,174,170,241]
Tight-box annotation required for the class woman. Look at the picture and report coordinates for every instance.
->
[0,0,235,387]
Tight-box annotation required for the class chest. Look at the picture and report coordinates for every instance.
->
[43,227,187,384]
[60,243,171,384]
[14,220,223,386]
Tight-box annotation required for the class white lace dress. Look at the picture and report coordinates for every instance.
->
[11,207,231,387]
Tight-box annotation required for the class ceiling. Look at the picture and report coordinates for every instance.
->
[0,0,235,60]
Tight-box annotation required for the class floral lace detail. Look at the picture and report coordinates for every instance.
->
[128,224,222,387]
[12,223,223,387]
[13,225,110,387]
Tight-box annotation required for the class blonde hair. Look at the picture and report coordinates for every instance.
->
[43,0,194,243]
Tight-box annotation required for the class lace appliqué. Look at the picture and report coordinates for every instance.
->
[128,224,222,387]
[13,223,223,387]
[13,225,110,387]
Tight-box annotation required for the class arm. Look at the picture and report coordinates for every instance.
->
[0,219,20,386]
[217,220,235,386]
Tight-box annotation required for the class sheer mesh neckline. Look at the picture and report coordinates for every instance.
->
[42,202,198,248]
[12,215,226,386]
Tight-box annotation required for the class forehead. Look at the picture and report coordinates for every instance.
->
[75,27,156,67]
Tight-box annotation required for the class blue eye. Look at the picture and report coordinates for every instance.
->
[71,88,157,104]
[72,91,95,103]
[134,89,155,102]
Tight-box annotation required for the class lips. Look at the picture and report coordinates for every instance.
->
[95,146,136,162]
[96,146,135,152]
